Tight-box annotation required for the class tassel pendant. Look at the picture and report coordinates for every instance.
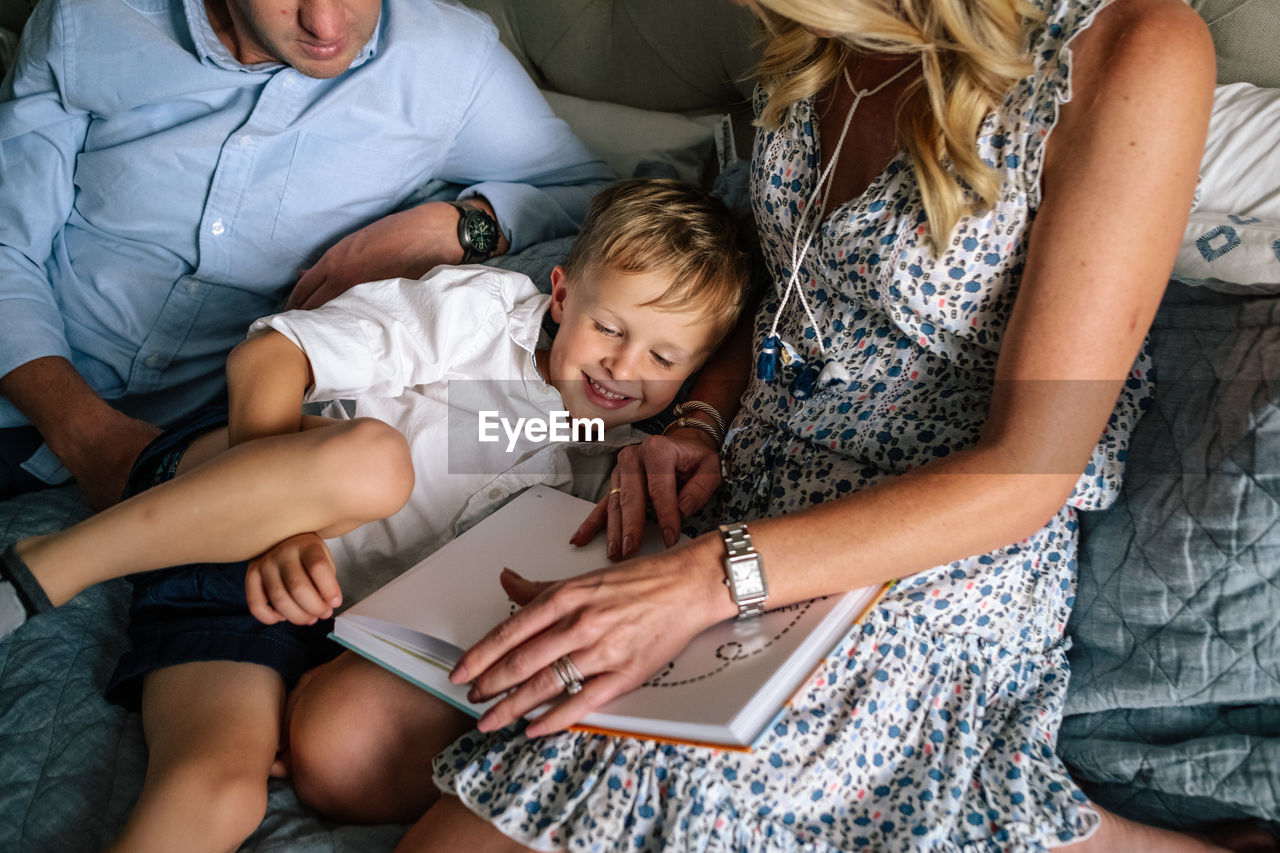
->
[818,358,851,387]
[789,364,820,400]
[779,339,804,368]
[757,335,780,381]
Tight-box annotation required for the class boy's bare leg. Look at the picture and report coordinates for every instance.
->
[104,661,285,853]
[286,651,474,823]
[15,417,413,606]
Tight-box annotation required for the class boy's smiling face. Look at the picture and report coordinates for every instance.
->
[540,264,721,431]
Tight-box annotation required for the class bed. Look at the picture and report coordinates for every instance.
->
[2,0,1278,848]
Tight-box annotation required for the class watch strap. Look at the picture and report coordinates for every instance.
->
[718,522,768,620]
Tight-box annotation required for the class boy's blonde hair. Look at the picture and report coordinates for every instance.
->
[563,178,754,343]
[751,0,1041,251]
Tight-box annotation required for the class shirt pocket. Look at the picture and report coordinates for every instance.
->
[271,132,415,261]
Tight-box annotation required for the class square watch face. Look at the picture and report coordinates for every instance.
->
[731,559,764,596]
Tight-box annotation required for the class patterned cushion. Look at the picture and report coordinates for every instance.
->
[1174,212,1280,292]
[1174,82,1280,290]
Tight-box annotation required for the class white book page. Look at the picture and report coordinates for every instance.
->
[342,485,878,741]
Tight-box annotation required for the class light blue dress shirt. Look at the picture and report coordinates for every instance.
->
[0,0,612,482]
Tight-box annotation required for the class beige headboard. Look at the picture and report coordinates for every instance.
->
[459,0,1280,96]
[1,0,1277,111]
[460,0,759,113]
[1189,0,1280,88]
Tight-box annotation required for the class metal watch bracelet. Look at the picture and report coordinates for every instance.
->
[718,522,768,620]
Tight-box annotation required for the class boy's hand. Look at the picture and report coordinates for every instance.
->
[246,533,343,625]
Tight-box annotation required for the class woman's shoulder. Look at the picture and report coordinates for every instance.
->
[1007,0,1212,207]
[1062,0,1214,102]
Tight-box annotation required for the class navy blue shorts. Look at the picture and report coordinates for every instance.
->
[106,406,340,711]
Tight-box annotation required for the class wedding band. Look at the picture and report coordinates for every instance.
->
[607,487,623,499]
[561,655,584,683]
[551,655,584,695]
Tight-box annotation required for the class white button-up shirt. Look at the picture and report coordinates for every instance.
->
[252,267,631,605]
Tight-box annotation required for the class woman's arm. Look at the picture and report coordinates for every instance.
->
[454,0,1215,735]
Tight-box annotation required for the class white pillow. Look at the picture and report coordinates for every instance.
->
[1195,82,1280,220]
[1174,82,1280,289]
[541,90,717,186]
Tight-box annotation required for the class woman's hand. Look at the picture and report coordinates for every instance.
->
[286,202,471,310]
[245,532,343,625]
[450,534,732,736]
[572,430,723,561]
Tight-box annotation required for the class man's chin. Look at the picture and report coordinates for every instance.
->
[291,58,357,79]
[283,44,362,79]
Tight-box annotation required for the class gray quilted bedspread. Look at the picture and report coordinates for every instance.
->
[1,283,1276,849]
[0,492,405,850]
[1059,283,1280,828]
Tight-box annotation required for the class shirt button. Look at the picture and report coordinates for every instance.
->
[488,488,502,500]
[238,135,252,147]
[145,354,163,368]
[186,280,201,295]
[211,219,225,236]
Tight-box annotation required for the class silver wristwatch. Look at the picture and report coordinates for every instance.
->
[718,523,768,620]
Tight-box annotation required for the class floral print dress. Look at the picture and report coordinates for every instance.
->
[433,0,1151,848]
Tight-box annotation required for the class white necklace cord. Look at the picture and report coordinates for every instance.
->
[767,58,921,359]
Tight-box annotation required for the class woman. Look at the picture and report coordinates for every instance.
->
[286,0,1233,849]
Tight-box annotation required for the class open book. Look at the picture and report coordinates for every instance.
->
[333,484,886,750]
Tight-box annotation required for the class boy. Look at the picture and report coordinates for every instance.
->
[0,179,751,852]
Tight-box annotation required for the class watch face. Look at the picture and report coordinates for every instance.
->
[731,559,764,596]
[465,212,499,254]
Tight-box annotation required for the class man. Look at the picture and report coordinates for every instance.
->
[0,0,611,508]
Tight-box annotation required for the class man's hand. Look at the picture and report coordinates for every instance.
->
[245,532,343,626]
[57,410,162,510]
[0,356,162,509]
[287,199,508,310]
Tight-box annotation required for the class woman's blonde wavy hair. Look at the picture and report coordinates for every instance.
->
[752,0,1042,249]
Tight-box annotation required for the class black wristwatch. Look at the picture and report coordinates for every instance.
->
[450,201,500,264]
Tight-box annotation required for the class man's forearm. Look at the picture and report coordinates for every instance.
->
[0,356,120,454]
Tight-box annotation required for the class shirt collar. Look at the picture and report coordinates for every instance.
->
[182,0,382,73]
[508,292,554,358]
